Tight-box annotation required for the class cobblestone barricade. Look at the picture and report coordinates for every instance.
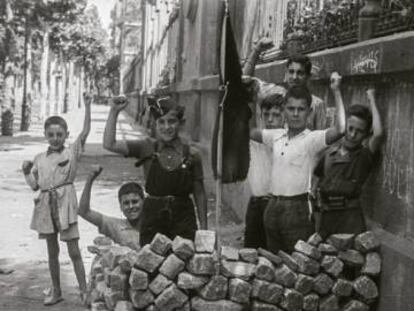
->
[87,231,381,311]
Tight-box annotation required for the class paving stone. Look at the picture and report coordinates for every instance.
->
[177,272,209,290]
[155,284,188,311]
[294,240,322,260]
[327,234,354,250]
[134,244,165,273]
[354,231,380,253]
[129,268,148,290]
[228,278,252,304]
[239,248,259,263]
[104,267,111,286]
[109,266,128,292]
[321,255,344,278]
[90,281,107,303]
[302,293,319,311]
[191,297,243,311]
[104,288,125,310]
[176,302,190,311]
[114,300,134,311]
[353,276,379,301]
[221,260,256,281]
[88,244,109,256]
[280,288,303,311]
[149,274,172,296]
[251,301,283,311]
[332,278,353,297]
[294,274,314,295]
[221,246,239,261]
[361,252,381,276]
[258,248,282,266]
[187,253,218,275]
[254,257,276,282]
[102,246,131,269]
[91,258,104,276]
[95,273,105,283]
[278,250,299,271]
[150,233,172,256]
[251,279,284,305]
[94,235,113,246]
[291,252,320,276]
[343,300,370,311]
[195,230,216,253]
[274,264,298,288]
[319,294,339,311]
[159,253,185,279]
[307,233,323,246]
[129,289,154,309]
[91,302,109,311]
[198,275,228,300]
[144,305,157,311]
[172,236,195,260]
[338,249,365,267]
[313,273,334,295]
[118,251,139,273]
[318,243,338,255]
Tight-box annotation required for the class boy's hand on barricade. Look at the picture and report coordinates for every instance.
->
[89,164,103,180]
[330,72,342,91]
[22,161,34,175]
[111,95,128,112]
[83,92,93,107]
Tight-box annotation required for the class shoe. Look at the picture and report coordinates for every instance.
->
[43,293,63,306]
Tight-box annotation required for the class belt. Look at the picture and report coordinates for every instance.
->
[271,193,309,201]
[321,195,360,211]
[251,195,272,203]
[41,182,73,193]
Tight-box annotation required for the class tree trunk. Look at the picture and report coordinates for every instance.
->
[20,19,32,131]
[39,26,50,121]
[1,62,15,136]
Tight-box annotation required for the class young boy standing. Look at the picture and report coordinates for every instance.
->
[244,92,285,248]
[251,73,346,253]
[79,164,143,251]
[314,88,383,238]
[103,96,207,246]
[22,94,91,305]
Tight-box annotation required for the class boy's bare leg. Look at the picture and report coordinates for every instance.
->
[45,235,62,305]
[66,239,87,303]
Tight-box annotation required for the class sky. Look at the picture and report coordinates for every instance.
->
[87,0,118,32]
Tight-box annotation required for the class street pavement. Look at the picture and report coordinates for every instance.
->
[0,104,243,310]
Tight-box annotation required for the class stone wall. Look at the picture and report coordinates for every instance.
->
[87,230,381,311]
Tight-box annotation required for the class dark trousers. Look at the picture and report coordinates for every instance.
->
[140,196,197,246]
[244,196,269,249]
[316,207,366,239]
[264,195,314,253]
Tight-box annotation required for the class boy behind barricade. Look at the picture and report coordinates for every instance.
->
[244,91,285,248]
[250,73,346,254]
[79,164,143,251]
[103,96,207,246]
[313,87,383,238]
[21,93,92,305]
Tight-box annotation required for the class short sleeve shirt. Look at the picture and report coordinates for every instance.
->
[126,139,204,182]
[263,128,328,196]
[30,136,83,234]
[98,215,141,251]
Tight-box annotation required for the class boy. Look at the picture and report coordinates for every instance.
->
[79,164,143,250]
[250,73,346,253]
[103,96,207,246]
[244,92,285,248]
[314,88,383,238]
[22,93,92,305]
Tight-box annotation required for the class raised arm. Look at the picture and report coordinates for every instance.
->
[78,93,92,147]
[78,165,104,227]
[366,88,383,153]
[250,128,263,143]
[242,37,274,76]
[325,72,346,145]
[103,96,129,155]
